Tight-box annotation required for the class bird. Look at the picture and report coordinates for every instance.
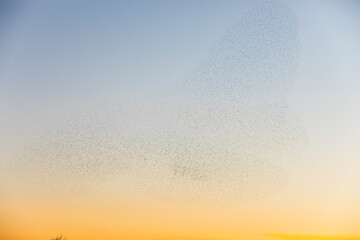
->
[15,2,307,203]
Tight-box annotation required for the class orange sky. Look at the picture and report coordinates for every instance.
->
[1,169,359,240]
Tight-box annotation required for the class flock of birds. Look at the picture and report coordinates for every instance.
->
[15,2,307,203]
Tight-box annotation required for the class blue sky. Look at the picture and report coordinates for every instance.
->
[1,0,359,101]
[0,0,359,164]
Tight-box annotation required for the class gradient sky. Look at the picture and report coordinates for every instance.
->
[0,1,360,240]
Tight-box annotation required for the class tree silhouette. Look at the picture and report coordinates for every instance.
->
[51,235,66,240]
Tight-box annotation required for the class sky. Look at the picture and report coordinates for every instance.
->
[0,1,360,240]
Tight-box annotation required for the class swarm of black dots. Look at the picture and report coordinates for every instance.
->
[15,2,307,203]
